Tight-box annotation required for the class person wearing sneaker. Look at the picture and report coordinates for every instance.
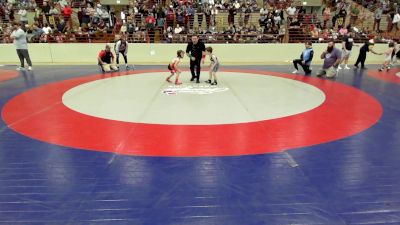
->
[166,50,185,85]
[98,45,119,72]
[354,39,381,69]
[205,46,220,85]
[292,41,314,75]
[338,31,356,70]
[10,22,33,71]
[186,35,206,83]
[114,35,130,70]
[317,40,342,78]
[378,42,395,71]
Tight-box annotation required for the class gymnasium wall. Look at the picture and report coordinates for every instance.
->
[0,43,388,65]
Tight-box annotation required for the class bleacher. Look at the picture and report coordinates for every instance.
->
[1,0,398,44]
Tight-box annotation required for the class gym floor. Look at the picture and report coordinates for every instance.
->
[0,65,399,224]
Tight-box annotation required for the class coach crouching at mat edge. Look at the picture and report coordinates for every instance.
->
[317,40,342,78]
[98,45,119,72]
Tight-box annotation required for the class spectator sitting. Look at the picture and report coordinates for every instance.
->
[98,45,118,72]
[42,23,52,35]
[339,25,348,35]
[57,20,66,32]
[290,17,301,27]
[311,27,319,38]
[31,24,44,41]
[59,0,68,9]
[174,24,183,34]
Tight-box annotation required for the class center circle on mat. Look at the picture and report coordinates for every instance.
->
[62,72,326,125]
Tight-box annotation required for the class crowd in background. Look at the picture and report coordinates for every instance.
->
[0,0,399,43]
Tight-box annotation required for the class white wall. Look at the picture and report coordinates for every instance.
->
[0,43,389,65]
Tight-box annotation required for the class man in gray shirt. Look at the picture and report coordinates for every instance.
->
[10,22,32,71]
[317,40,341,78]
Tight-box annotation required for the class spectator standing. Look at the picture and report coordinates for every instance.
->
[63,4,72,29]
[323,7,331,28]
[373,5,383,31]
[228,4,236,26]
[349,3,359,26]
[17,7,28,28]
[286,4,296,23]
[145,13,156,43]
[187,5,195,30]
[10,22,32,71]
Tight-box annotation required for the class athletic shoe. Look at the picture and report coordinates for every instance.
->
[205,79,211,84]
[175,80,182,85]
[354,65,359,69]
[16,67,24,71]
[211,81,218,85]
[337,65,342,70]
[344,65,350,69]
[378,68,383,71]
[166,77,172,82]
[28,66,32,71]
[292,70,298,74]
[196,80,200,83]
[190,77,195,81]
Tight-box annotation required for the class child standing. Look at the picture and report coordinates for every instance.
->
[114,35,130,70]
[205,47,220,85]
[379,42,395,71]
[166,50,185,85]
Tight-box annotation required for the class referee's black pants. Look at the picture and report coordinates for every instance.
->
[354,50,367,68]
[190,59,201,81]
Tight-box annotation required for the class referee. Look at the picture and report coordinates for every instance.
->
[186,35,206,83]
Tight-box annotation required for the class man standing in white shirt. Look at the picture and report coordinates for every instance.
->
[286,5,297,23]
[17,7,28,28]
[10,22,33,71]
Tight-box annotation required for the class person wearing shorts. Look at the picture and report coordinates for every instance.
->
[379,42,395,71]
[338,31,355,70]
[205,46,219,85]
[166,50,185,85]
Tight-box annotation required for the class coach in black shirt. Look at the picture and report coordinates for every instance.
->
[186,35,206,83]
